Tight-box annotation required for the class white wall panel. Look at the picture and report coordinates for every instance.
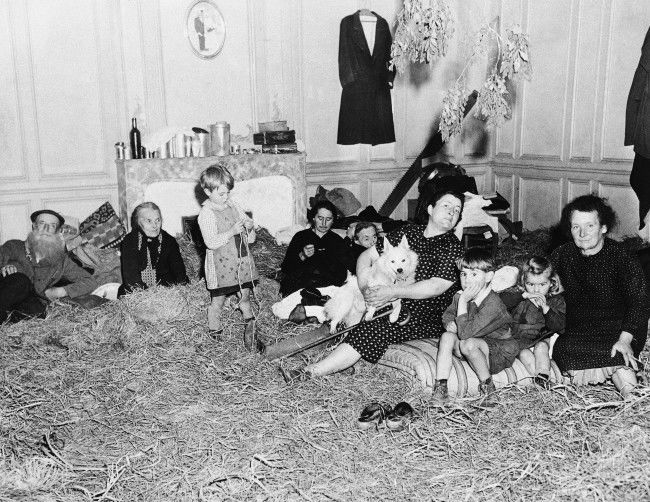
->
[520,0,571,157]
[597,183,639,237]
[27,0,105,176]
[519,177,562,230]
[570,0,602,160]
[567,180,591,201]
[601,1,649,161]
[301,0,357,162]
[158,0,254,135]
[0,202,31,242]
[42,193,119,224]
[0,0,25,180]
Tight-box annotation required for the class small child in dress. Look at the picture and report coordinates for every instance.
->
[509,256,565,388]
[431,248,518,407]
[197,165,260,351]
[345,221,378,272]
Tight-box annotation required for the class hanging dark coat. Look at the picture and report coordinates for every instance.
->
[337,11,396,146]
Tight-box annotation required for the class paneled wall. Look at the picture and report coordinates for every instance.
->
[494,0,649,238]
[0,0,122,240]
[1,0,647,242]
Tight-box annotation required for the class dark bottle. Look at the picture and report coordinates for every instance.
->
[129,118,141,159]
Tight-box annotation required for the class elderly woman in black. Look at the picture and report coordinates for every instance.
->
[279,200,350,297]
[551,195,649,398]
[281,190,465,380]
[119,202,189,296]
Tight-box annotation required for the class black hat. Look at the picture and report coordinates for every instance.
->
[30,209,65,227]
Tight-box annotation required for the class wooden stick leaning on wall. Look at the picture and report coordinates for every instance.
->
[378,90,479,218]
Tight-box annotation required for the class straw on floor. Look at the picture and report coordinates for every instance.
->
[1,228,649,501]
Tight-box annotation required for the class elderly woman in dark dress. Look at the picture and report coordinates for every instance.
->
[551,195,649,398]
[118,202,189,296]
[282,190,465,380]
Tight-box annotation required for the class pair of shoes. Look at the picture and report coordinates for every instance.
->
[430,382,449,406]
[476,380,499,408]
[357,401,415,431]
[534,373,552,390]
[243,318,263,352]
[288,304,320,324]
[357,402,392,430]
[279,365,311,384]
[385,402,415,431]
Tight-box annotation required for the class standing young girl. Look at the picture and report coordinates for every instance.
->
[197,165,260,351]
[510,256,565,387]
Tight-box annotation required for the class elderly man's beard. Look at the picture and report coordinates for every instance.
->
[27,231,66,264]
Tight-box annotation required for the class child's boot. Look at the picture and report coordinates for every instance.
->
[534,373,552,390]
[430,379,449,406]
[477,378,498,408]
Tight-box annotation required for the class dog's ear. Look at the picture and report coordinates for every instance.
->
[382,236,392,251]
[398,235,410,249]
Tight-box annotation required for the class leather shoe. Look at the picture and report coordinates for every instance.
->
[357,402,392,430]
[385,402,414,431]
[288,304,307,324]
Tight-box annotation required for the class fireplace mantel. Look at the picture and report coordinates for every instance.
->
[116,153,307,231]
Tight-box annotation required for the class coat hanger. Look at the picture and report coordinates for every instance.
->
[359,9,376,21]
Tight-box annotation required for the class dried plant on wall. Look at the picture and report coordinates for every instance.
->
[390,0,455,74]
[390,0,532,141]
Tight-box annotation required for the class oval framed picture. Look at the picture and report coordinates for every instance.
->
[185,0,226,59]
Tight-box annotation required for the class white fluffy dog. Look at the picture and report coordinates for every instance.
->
[323,272,366,334]
[364,235,418,323]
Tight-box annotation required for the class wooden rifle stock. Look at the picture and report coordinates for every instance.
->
[378,90,479,217]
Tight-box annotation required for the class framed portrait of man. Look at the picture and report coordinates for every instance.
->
[185,0,226,59]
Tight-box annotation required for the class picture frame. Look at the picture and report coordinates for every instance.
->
[185,0,226,59]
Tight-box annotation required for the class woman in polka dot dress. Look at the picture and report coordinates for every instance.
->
[292,190,465,378]
[551,195,649,398]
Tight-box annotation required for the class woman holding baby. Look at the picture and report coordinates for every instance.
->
[282,190,465,381]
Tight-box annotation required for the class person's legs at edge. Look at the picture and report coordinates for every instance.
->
[207,294,227,332]
[534,340,551,376]
[518,348,536,376]
[459,338,491,381]
[630,153,650,232]
[305,343,361,376]
[0,273,37,323]
[431,331,458,403]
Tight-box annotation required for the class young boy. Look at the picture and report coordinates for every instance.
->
[345,221,378,272]
[432,248,518,407]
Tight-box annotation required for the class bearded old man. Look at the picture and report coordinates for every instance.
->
[0,210,110,323]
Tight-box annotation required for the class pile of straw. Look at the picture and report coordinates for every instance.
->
[1,229,649,500]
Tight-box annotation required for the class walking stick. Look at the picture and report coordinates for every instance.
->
[263,305,411,361]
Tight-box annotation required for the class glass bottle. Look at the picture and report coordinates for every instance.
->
[129,118,141,159]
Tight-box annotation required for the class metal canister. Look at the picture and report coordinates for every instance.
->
[210,122,230,156]
[192,127,210,157]
[114,142,125,160]
[174,133,186,158]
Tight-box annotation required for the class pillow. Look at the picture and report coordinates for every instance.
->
[78,202,126,249]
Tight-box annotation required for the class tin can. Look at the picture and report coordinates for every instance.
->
[174,133,186,158]
[114,142,125,160]
[210,122,230,156]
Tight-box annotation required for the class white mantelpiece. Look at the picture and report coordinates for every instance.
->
[116,153,307,233]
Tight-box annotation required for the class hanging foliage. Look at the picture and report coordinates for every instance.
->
[440,81,469,142]
[390,0,533,140]
[390,0,454,74]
